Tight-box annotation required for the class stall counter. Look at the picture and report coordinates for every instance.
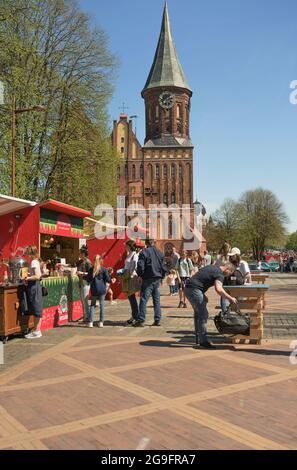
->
[0,275,83,341]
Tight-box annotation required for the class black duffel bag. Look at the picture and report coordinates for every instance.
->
[214,307,250,336]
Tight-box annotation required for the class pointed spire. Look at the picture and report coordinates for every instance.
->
[142,2,191,95]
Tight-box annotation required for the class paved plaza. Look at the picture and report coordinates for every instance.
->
[0,273,296,450]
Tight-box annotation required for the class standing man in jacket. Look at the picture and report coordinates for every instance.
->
[135,238,167,327]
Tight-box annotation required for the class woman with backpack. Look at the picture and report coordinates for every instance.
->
[175,249,194,308]
[86,255,111,328]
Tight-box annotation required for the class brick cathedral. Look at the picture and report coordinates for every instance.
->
[112,3,203,254]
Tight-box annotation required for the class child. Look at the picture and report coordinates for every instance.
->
[107,267,117,305]
[167,269,178,296]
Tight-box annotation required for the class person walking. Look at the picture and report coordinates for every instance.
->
[124,240,140,325]
[175,249,194,308]
[135,238,167,327]
[171,246,180,294]
[76,245,92,323]
[86,255,111,328]
[23,245,43,339]
[185,261,238,349]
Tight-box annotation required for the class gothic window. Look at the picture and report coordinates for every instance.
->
[148,108,151,121]
[163,193,168,206]
[140,163,144,179]
[165,108,171,133]
[186,162,191,179]
[177,121,183,134]
[156,164,160,179]
[155,106,159,119]
[171,192,176,204]
[148,164,152,185]
[171,163,175,179]
[168,214,173,237]
[163,164,168,178]
[132,164,136,180]
[179,165,183,178]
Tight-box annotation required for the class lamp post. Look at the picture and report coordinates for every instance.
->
[11,95,46,197]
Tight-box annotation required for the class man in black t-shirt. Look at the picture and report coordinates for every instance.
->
[185,262,238,349]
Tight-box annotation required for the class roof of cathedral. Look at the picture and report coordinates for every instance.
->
[142,2,191,94]
[143,135,193,148]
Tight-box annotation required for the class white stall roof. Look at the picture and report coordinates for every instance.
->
[0,194,36,217]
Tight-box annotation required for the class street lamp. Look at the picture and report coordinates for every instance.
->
[11,95,46,197]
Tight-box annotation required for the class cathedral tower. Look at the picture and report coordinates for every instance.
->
[141,2,194,208]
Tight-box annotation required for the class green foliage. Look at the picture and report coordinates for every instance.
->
[0,0,120,210]
[205,188,288,259]
[286,232,297,251]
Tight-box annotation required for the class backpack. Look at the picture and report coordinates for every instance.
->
[214,307,250,336]
[224,268,245,286]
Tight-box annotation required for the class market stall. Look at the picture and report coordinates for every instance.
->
[0,194,91,340]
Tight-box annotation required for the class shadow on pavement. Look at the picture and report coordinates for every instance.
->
[139,338,236,351]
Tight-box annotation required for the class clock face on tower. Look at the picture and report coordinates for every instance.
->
[159,91,176,110]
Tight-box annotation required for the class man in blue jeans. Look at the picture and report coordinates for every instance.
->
[134,239,167,327]
[185,261,238,349]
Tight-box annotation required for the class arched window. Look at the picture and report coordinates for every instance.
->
[156,164,160,179]
[140,163,144,179]
[155,106,159,119]
[171,192,176,204]
[186,162,191,179]
[163,193,168,206]
[171,163,175,179]
[132,164,136,180]
[163,164,168,178]
[148,164,152,185]
[121,147,124,154]
[179,165,183,178]
[125,164,128,179]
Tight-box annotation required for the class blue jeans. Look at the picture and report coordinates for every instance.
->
[89,295,105,323]
[80,284,90,321]
[185,287,208,344]
[128,294,139,320]
[139,278,161,323]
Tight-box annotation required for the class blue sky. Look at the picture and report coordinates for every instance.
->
[79,0,297,232]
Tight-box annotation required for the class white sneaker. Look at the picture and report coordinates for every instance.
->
[98,321,104,328]
[87,322,93,328]
[25,331,42,339]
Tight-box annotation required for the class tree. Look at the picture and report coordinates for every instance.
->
[203,199,250,253]
[286,232,297,251]
[0,0,119,209]
[238,188,288,259]
[205,189,289,258]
